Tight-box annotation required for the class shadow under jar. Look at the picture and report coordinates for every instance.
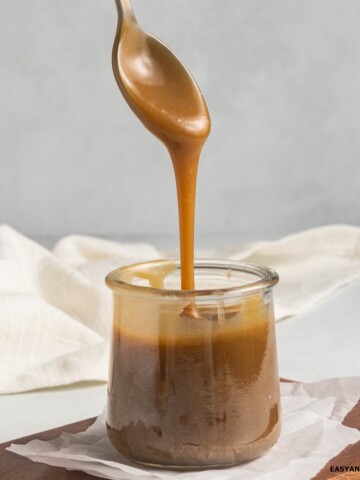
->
[105,260,280,469]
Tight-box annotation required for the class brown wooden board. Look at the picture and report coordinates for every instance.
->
[0,418,96,480]
[0,382,359,480]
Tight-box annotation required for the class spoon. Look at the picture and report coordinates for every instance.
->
[112,0,211,303]
[112,0,211,150]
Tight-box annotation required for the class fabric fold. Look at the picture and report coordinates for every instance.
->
[1,224,360,393]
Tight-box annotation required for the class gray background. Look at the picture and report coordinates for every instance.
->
[1,0,359,249]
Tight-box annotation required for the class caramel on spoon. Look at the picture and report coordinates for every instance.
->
[112,0,211,291]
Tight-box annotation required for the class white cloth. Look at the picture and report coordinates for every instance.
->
[1,224,360,394]
[7,377,360,480]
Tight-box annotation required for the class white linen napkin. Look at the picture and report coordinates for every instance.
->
[7,377,360,480]
[1,224,360,394]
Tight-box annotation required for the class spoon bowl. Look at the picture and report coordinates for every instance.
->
[112,0,211,147]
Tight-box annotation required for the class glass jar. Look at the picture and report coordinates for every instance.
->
[106,259,280,469]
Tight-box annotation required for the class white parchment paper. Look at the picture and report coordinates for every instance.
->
[7,377,360,480]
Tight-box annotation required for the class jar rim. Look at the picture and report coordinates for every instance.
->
[105,259,279,299]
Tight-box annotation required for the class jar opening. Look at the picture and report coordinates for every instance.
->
[105,259,279,299]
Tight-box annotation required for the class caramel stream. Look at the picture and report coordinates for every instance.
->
[112,0,211,289]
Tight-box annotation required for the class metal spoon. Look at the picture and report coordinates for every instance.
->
[112,0,210,148]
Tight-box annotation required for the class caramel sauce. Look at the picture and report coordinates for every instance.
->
[107,2,280,468]
[107,290,280,467]
[112,0,210,289]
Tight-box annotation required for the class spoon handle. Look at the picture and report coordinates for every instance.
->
[114,0,135,22]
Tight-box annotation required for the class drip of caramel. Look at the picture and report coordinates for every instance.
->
[112,1,211,289]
